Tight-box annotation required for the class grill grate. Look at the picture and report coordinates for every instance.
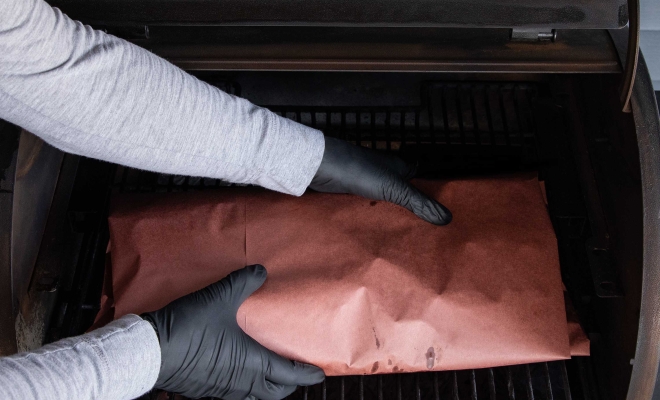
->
[50,80,595,400]
[114,83,540,193]
[271,84,536,148]
[287,361,576,400]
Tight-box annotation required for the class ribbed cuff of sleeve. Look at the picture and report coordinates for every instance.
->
[253,115,325,197]
[101,314,161,399]
[0,313,161,400]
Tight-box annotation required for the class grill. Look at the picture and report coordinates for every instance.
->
[3,0,657,394]
[44,80,595,400]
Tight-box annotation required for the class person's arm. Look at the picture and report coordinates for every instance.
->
[0,0,324,196]
[0,0,451,222]
[0,266,324,400]
[0,315,160,400]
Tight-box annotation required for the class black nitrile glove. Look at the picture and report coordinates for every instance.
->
[310,137,452,225]
[142,265,325,400]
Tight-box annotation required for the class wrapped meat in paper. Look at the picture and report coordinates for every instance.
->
[95,173,588,375]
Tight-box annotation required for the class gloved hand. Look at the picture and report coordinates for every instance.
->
[310,137,452,225]
[142,265,325,400]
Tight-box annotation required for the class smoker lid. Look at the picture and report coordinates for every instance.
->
[49,0,628,29]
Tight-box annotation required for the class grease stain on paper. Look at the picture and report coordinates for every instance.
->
[371,362,379,373]
[372,327,380,349]
[426,347,435,369]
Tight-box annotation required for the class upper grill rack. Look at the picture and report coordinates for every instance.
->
[115,82,540,193]
[271,83,536,148]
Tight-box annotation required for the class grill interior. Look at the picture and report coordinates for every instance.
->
[45,75,601,400]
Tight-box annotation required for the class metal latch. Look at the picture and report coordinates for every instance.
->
[510,29,557,42]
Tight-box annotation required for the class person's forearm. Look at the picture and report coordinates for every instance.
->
[0,314,160,400]
[0,0,324,196]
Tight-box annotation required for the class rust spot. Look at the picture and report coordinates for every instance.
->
[371,362,379,373]
[388,359,392,366]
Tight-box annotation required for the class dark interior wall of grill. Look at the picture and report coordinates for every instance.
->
[552,75,644,400]
[0,122,20,356]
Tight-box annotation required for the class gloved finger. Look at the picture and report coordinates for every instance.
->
[401,161,418,180]
[331,137,410,178]
[220,264,268,307]
[376,153,412,178]
[250,378,298,400]
[263,349,325,386]
[359,145,414,178]
[380,154,416,180]
[383,178,452,225]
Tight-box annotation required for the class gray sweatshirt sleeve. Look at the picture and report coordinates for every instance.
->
[0,0,325,196]
[0,314,161,400]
